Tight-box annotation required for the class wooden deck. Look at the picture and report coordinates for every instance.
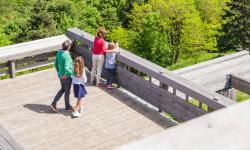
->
[0,69,176,150]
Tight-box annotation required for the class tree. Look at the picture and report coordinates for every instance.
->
[181,12,205,63]
[133,12,172,66]
[0,29,12,47]
[162,0,206,64]
[219,0,250,50]
[127,3,152,31]
[128,0,207,64]
[14,0,60,42]
[195,0,230,52]
[108,27,134,50]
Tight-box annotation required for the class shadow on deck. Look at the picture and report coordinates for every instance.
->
[0,69,176,150]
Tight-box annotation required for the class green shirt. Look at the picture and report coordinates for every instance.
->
[55,50,73,78]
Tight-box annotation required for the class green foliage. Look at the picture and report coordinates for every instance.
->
[127,0,209,64]
[108,27,134,50]
[237,90,250,102]
[219,0,250,50]
[195,0,230,52]
[132,12,172,66]
[0,0,242,69]
[168,50,235,70]
[18,0,60,42]
[0,29,12,46]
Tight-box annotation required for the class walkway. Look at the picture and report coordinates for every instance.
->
[173,50,250,91]
[0,69,176,150]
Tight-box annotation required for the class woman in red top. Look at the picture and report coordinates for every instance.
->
[90,27,107,86]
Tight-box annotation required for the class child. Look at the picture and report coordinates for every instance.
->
[71,56,87,117]
[105,42,119,89]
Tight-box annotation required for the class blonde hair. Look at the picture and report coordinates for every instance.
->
[108,42,116,50]
[96,27,107,39]
[74,56,84,77]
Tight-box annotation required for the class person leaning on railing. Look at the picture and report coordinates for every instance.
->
[90,27,107,86]
[50,40,74,112]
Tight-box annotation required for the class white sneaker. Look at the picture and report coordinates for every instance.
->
[72,111,82,117]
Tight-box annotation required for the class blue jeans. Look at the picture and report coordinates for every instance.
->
[52,78,72,109]
[106,68,115,86]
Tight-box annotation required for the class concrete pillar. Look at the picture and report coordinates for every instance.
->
[221,88,237,101]
[9,60,16,78]
[228,88,237,101]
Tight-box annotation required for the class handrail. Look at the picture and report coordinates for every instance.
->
[0,35,68,63]
[0,35,69,78]
[66,28,235,121]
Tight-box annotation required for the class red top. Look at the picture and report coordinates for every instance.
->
[92,37,106,55]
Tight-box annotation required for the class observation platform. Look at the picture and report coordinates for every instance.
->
[0,69,176,150]
[0,28,240,149]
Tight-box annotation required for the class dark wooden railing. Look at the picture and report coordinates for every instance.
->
[66,28,234,122]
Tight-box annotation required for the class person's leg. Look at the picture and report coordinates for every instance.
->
[76,99,81,112]
[72,99,82,117]
[91,55,98,84]
[106,69,111,86]
[109,69,115,86]
[64,78,72,110]
[52,79,65,105]
[96,55,104,86]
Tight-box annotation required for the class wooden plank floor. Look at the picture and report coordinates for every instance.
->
[0,69,176,150]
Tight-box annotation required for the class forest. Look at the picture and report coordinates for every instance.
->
[0,0,249,69]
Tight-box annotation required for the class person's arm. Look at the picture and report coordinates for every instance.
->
[54,53,59,72]
[82,70,87,83]
[101,39,108,54]
[106,43,119,53]
[63,54,73,77]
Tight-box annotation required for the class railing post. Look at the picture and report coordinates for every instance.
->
[207,107,214,112]
[173,88,176,95]
[120,62,126,69]
[228,88,237,101]
[185,95,189,102]
[199,101,202,109]
[148,76,152,82]
[160,82,169,91]
[9,60,16,78]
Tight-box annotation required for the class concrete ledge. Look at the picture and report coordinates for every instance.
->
[173,50,249,75]
[116,99,250,150]
[0,35,69,62]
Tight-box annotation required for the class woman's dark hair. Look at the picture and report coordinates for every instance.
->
[62,40,71,51]
[96,27,107,39]
[69,40,76,53]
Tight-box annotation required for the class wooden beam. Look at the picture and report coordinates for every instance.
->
[117,66,205,122]
[231,75,250,95]
[0,35,68,63]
